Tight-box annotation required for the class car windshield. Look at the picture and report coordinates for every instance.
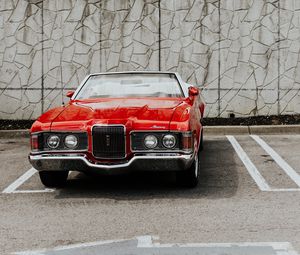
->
[75,73,184,99]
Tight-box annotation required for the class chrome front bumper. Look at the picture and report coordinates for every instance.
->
[29,153,195,174]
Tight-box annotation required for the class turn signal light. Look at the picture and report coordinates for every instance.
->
[31,134,39,151]
[182,132,193,152]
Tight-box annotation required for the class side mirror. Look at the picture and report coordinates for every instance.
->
[66,91,75,99]
[188,86,199,97]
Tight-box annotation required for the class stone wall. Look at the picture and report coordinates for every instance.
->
[0,0,299,119]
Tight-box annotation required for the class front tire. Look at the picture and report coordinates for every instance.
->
[39,171,69,188]
[176,154,199,188]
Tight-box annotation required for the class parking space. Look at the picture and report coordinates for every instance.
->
[228,135,300,192]
[1,135,300,254]
[0,138,32,191]
[235,136,299,190]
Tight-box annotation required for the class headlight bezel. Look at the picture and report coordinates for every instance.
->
[131,131,190,152]
[30,132,88,153]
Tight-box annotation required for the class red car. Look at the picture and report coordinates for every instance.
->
[29,72,205,188]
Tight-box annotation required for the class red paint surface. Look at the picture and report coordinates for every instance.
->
[31,94,205,162]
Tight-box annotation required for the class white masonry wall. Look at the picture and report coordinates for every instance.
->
[0,0,299,119]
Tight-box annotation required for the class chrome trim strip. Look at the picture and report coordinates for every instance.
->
[29,153,194,170]
[130,149,192,154]
[71,75,90,99]
[129,130,182,134]
[91,124,127,160]
[30,149,88,155]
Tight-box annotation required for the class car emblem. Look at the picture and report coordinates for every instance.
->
[151,125,165,129]
[106,135,110,147]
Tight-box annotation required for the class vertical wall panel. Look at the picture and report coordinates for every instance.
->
[160,0,219,117]
[100,0,159,72]
[219,0,279,117]
[0,0,43,119]
[279,0,300,114]
[43,0,101,111]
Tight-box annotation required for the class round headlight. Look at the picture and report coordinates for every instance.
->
[144,135,158,149]
[162,134,176,149]
[47,135,60,149]
[64,135,78,149]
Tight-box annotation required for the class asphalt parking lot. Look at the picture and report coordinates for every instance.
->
[1,134,300,254]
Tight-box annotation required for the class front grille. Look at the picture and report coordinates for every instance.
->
[92,126,126,159]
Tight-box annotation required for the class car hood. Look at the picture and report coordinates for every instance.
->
[49,98,187,131]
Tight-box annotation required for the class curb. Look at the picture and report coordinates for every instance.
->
[204,126,249,135]
[248,125,300,134]
[0,125,299,138]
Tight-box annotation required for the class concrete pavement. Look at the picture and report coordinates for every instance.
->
[1,135,300,254]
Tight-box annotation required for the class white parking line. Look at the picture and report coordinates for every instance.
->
[2,168,55,194]
[3,168,37,193]
[251,135,300,188]
[137,235,153,247]
[11,189,54,194]
[270,188,300,192]
[226,135,271,191]
[13,238,131,254]
[13,235,300,255]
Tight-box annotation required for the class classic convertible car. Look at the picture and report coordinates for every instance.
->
[29,72,205,188]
